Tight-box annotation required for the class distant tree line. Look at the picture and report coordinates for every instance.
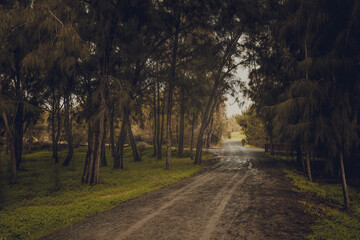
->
[242,0,360,210]
[0,0,261,186]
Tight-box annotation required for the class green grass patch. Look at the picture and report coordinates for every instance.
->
[0,146,207,239]
[283,168,360,240]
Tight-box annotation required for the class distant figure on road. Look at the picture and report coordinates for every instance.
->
[241,139,245,147]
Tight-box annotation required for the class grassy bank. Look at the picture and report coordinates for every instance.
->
[0,146,207,239]
[283,168,360,240]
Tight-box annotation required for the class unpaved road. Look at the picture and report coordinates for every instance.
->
[42,140,312,240]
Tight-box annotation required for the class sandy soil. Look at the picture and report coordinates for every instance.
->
[41,140,313,240]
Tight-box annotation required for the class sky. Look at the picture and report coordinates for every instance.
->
[225,66,252,117]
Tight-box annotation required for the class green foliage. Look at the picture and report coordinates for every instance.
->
[235,108,267,142]
[0,147,205,239]
[283,168,360,240]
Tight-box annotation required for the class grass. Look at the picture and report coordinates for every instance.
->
[283,167,360,240]
[0,146,209,240]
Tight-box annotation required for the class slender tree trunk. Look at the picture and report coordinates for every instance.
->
[152,84,157,157]
[113,113,128,169]
[14,65,23,170]
[63,94,73,166]
[101,118,107,166]
[306,152,312,182]
[2,111,16,184]
[156,82,161,160]
[160,94,165,154]
[340,150,350,210]
[194,99,218,164]
[128,120,141,162]
[166,14,180,170]
[190,110,196,160]
[14,102,23,170]
[82,79,106,185]
[194,125,205,164]
[51,91,59,163]
[178,89,185,157]
[82,107,105,185]
[205,117,214,148]
[109,105,115,157]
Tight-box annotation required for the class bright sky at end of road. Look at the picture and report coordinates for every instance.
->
[225,66,252,117]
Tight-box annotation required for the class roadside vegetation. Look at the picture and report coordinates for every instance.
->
[0,146,209,239]
[283,167,360,240]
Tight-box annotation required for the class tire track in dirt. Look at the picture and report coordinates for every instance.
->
[200,170,250,240]
[114,171,225,240]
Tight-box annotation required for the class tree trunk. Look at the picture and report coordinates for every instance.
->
[190,110,196,160]
[82,79,106,185]
[128,120,141,162]
[109,105,115,157]
[152,84,157,157]
[340,150,350,210]
[194,98,218,165]
[178,89,185,157]
[2,111,16,184]
[14,102,23,170]
[205,117,214,148]
[194,125,206,165]
[113,112,129,169]
[51,91,59,163]
[82,106,105,185]
[156,81,161,160]
[63,94,73,166]
[14,65,23,170]
[306,152,312,182]
[101,118,107,166]
[166,12,180,170]
[159,94,165,160]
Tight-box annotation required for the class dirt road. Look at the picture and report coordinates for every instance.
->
[42,140,312,240]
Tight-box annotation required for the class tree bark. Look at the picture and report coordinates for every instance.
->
[152,84,157,157]
[62,94,73,166]
[14,64,23,170]
[205,117,214,148]
[166,12,180,170]
[178,89,185,157]
[109,105,115,157]
[306,152,312,182]
[2,111,16,184]
[194,98,218,165]
[113,113,128,169]
[101,118,107,166]
[340,150,350,210]
[82,104,105,185]
[156,81,161,160]
[51,90,60,163]
[159,93,165,160]
[14,103,23,170]
[128,120,141,162]
[190,110,196,160]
